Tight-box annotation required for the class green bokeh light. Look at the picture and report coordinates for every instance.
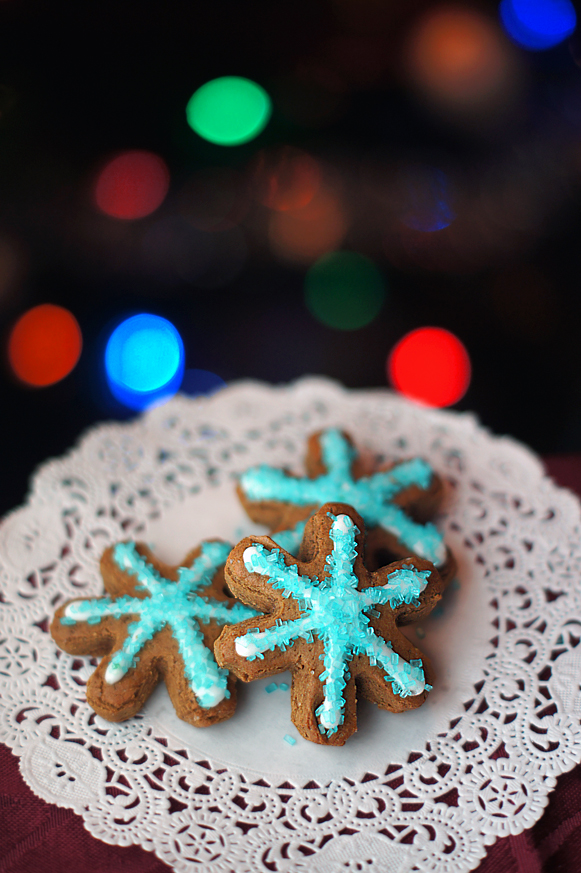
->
[305,251,386,331]
[186,76,272,146]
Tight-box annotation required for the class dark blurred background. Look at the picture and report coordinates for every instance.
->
[1,0,581,517]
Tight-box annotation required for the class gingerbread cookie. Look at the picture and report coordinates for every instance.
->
[215,503,445,745]
[237,428,455,582]
[51,540,258,726]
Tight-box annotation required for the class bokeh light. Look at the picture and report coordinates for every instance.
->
[186,76,272,146]
[94,151,170,220]
[252,146,321,211]
[269,188,348,264]
[305,251,385,330]
[181,369,226,396]
[388,327,471,407]
[105,313,185,411]
[8,304,82,387]
[401,168,456,232]
[406,8,515,109]
[500,0,576,50]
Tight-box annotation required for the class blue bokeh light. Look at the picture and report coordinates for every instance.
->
[180,368,226,397]
[401,169,456,233]
[499,0,576,51]
[105,313,185,411]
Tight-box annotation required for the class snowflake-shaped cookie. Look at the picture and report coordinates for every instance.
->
[215,502,445,745]
[51,540,258,726]
[237,428,455,580]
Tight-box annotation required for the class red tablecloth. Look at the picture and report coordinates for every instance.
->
[2,455,581,873]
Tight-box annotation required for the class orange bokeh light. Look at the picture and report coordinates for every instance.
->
[388,326,471,407]
[268,188,348,264]
[406,8,513,108]
[8,304,82,387]
[94,150,170,220]
[252,146,321,212]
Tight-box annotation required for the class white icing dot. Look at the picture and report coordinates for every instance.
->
[65,602,92,621]
[104,661,126,685]
[243,546,264,573]
[197,683,226,708]
[235,635,261,658]
[405,677,426,696]
[435,542,447,565]
[319,703,341,729]
[333,514,352,535]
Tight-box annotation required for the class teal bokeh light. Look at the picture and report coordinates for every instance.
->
[105,313,185,410]
[186,76,272,146]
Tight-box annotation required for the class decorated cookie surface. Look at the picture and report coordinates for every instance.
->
[215,503,445,745]
[51,540,258,726]
[237,428,455,580]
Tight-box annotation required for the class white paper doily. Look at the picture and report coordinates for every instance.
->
[1,376,581,873]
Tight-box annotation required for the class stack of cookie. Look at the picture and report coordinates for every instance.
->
[51,428,456,746]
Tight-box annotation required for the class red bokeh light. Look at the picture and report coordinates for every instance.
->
[94,151,170,220]
[252,146,321,212]
[387,326,471,407]
[8,304,82,387]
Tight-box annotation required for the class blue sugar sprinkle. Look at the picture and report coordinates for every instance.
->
[283,734,297,746]
[265,682,278,693]
[279,682,289,691]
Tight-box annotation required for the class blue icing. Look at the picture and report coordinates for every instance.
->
[240,428,446,565]
[271,519,307,553]
[61,540,257,709]
[371,566,431,609]
[236,513,430,737]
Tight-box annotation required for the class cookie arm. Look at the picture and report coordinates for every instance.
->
[288,653,359,746]
[85,645,163,722]
[304,429,368,479]
[51,603,124,658]
[367,558,445,626]
[214,615,299,682]
[354,658,431,715]
[352,622,434,714]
